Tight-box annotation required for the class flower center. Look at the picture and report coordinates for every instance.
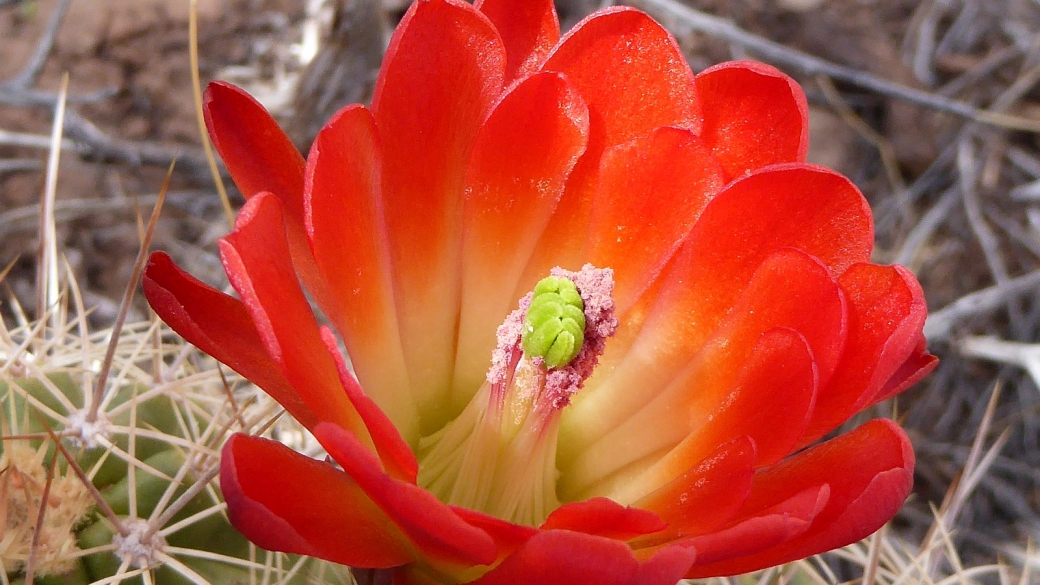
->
[416,265,617,526]
[522,276,586,369]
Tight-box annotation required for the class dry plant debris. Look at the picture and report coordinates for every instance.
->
[1,17,345,577]
[0,441,94,577]
[2,0,1040,583]
[0,237,349,585]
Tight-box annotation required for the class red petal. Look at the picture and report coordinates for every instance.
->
[678,485,827,572]
[520,6,700,286]
[542,7,700,146]
[573,164,869,404]
[314,422,498,570]
[695,61,809,181]
[220,434,412,568]
[451,507,539,559]
[202,82,325,302]
[393,509,538,585]
[203,81,304,209]
[586,164,869,406]
[318,327,418,484]
[626,327,816,504]
[688,419,914,576]
[657,164,871,344]
[560,248,844,495]
[451,71,589,411]
[142,251,316,429]
[802,263,931,443]
[585,127,725,313]
[219,194,374,450]
[870,335,936,404]
[372,0,506,428]
[542,498,666,541]
[631,436,756,545]
[470,530,695,585]
[304,104,418,442]
[475,0,559,83]
[683,327,817,467]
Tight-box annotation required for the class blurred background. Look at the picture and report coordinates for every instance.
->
[2,0,1039,581]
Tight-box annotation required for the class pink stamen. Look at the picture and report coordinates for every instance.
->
[545,264,618,407]
[487,264,618,410]
[488,294,530,386]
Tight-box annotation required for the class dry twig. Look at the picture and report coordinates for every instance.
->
[86,162,172,423]
[0,0,218,176]
[924,270,1040,342]
[628,0,1040,132]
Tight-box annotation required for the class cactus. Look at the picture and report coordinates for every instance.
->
[0,301,349,585]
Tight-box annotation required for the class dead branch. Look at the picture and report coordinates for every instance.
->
[628,0,1040,132]
[925,270,1040,342]
[0,0,219,177]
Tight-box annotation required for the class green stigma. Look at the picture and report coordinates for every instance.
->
[521,276,586,369]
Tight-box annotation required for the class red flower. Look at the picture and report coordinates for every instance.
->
[143,0,937,583]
